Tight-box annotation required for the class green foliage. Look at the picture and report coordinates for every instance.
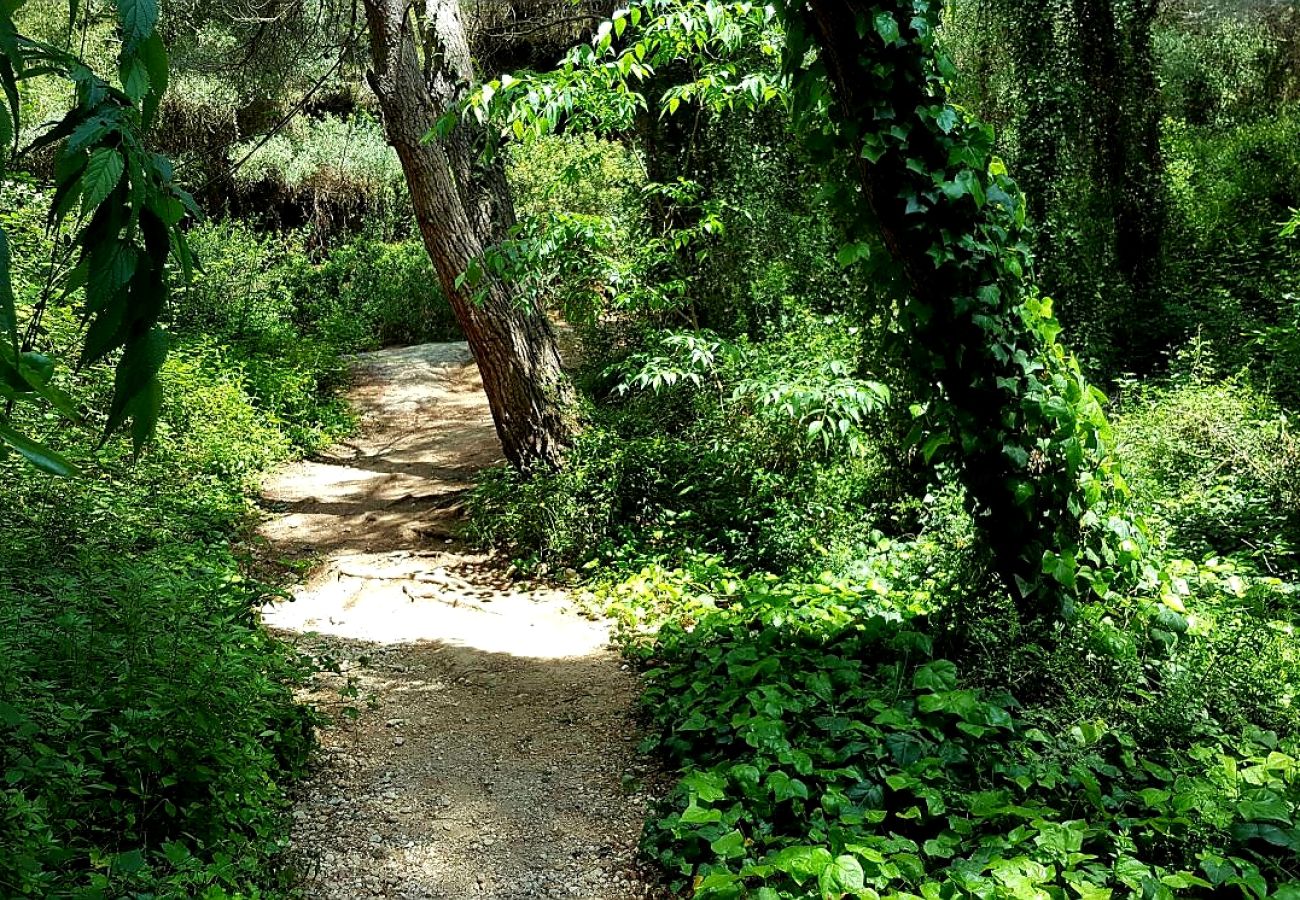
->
[0,186,347,896]
[624,558,1299,899]
[1,0,197,461]
[230,112,411,240]
[1156,5,1300,128]
[0,323,326,897]
[1113,358,1299,575]
[469,316,908,574]
[1161,112,1300,405]
[175,218,460,356]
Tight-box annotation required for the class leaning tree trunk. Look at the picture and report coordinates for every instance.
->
[362,0,578,470]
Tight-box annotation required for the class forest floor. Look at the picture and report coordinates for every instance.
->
[257,344,664,900]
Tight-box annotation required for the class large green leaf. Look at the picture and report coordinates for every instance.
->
[0,419,78,476]
[80,147,125,214]
[104,326,168,437]
[137,31,168,128]
[116,0,158,54]
[818,854,865,896]
[765,846,832,885]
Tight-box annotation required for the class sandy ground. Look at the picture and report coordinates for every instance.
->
[257,344,664,899]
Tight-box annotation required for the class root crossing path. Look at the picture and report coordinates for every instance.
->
[258,344,661,900]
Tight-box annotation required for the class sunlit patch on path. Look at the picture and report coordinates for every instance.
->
[257,343,662,899]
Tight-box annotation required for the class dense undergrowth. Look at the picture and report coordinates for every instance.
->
[0,181,394,896]
[461,7,1300,896]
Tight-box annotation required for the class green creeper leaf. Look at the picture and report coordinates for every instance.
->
[819,854,865,896]
[873,11,900,44]
[117,0,158,54]
[683,770,727,803]
[765,845,832,884]
[680,800,722,824]
[111,848,146,875]
[710,829,746,860]
[1236,791,1293,825]
[0,420,78,476]
[80,148,125,214]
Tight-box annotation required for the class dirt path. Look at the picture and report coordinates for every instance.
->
[257,344,661,899]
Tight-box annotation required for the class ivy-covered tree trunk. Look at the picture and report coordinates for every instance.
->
[361,0,578,470]
[778,0,1142,621]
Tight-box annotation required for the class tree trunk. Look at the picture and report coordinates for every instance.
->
[361,0,578,470]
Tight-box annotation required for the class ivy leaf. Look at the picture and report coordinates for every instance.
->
[765,845,832,884]
[80,148,125,214]
[873,11,900,45]
[710,829,746,859]
[819,854,865,895]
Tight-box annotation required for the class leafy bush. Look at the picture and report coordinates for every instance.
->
[1112,361,1299,575]
[0,325,328,896]
[468,316,910,574]
[0,187,345,897]
[177,218,460,356]
[304,237,461,349]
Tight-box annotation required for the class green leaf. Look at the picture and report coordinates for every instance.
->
[80,148,125,214]
[0,100,11,157]
[680,800,722,824]
[0,420,78,476]
[766,845,832,884]
[104,327,168,438]
[128,375,161,455]
[1236,791,1293,825]
[912,659,957,693]
[137,31,168,127]
[119,54,149,102]
[710,829,746,859]
[873,11,900,44]
[819,854,865,896]
[683,770,727,803]
[117,0,158,54]
[111,848,146,874]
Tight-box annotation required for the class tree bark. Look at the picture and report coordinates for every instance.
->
[361,0,578,470]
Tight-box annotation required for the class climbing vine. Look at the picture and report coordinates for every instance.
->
[772,0,1153,621]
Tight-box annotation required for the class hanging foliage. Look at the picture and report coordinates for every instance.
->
[0,0,196,470]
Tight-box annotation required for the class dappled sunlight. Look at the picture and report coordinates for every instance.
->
[262,550,613,659]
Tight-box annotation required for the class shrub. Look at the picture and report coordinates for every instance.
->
[468,316,912,575]
[303,237,461,349]
[1112,359,1299,575]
